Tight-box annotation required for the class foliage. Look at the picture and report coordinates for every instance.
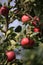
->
[0,0,43,65]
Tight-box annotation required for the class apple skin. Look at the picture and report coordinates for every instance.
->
[21,38,30,46]
[6,51,16,62]
[21,15,30,23]
[0,6,9,16]
[33,27,40,32]
[32,21,37,26]
[29,39,35,47]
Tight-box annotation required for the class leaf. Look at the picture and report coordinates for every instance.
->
[34,7,41,16]
[24,0,35,3]
[7,30,17,40]
[6,30,11,36]
[31,0,35,2]
[10,40,16,45]
[30,32,39,37]
[24,0,30,3]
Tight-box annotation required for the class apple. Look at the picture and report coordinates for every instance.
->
[32,21,37,26]
[0,6,9,16]
[21,15,30,23]
[21,38,30,46]
[33,27,40,32]
[34,16,40,22]
[6,51,16,62]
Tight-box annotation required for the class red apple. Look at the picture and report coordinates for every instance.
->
[21,15,30,23]
[6,51,16,62]
[0,6,9,16]
[29,39,35,47]
[34,16,40,22]
[33,27,40,32]
[21,38,30,46]
[32,20,37,26]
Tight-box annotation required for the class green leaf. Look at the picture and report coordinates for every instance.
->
[30,32,39,37]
